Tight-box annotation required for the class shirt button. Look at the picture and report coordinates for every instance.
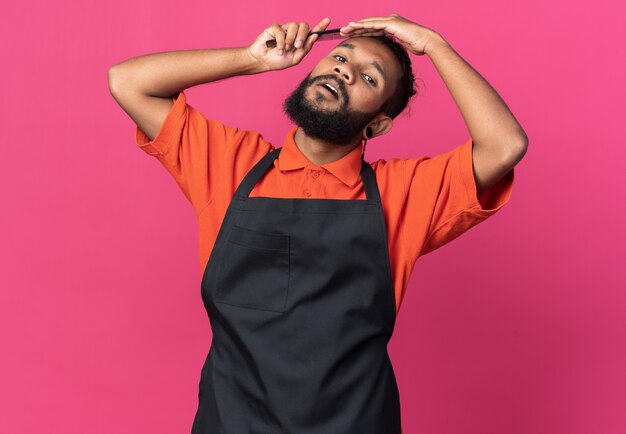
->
[311,170,320,179]
[304,190,311,197]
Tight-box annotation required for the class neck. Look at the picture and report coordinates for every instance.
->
[294,128,361,166]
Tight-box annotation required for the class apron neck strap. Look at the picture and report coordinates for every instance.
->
[234,147,381,204]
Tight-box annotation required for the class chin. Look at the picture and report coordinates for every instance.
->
[306,91,341,112]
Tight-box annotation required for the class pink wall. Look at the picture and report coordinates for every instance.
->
[2,0,625,433]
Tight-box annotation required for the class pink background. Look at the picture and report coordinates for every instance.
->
[2,0,625,433]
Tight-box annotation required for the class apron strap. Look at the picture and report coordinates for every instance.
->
[360,160,381,204]
[234,146,381,204]
[234,147,282,199]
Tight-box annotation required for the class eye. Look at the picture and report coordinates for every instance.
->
[333,54,376,86]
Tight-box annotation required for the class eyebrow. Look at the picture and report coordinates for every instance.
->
[336,42,387,81]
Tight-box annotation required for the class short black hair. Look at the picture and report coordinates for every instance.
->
[368,35,417,119]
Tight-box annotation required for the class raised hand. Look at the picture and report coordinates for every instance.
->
[247,18,331,71]
[339,13,441,56]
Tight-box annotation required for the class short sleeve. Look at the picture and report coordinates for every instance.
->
[134,90,246,216]
[408,138,515,257]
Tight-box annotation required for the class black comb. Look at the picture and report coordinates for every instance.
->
[265,28,344,48]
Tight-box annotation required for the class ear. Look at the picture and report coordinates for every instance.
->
[369,114,394,138]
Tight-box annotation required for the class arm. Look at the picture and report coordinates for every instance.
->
[340,14,528,197]
[422,36,527,197]
[108,18,331,141]
[107,48,261,141]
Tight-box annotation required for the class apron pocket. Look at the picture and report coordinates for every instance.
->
[215,225,290,313]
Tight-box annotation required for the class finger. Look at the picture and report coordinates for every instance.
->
[283,22,299,51]
[294,32,324,64]
[347,16,391,24]
[295,17,330,58]
[339,25,384,37]
[271,23,286,55]
[340,19,386,33]
[300,32,319,54]
[346,21,393,36]
[339,26,356,36]
[294,22,310,49]
[346,25,383,34]
[347,20,388,29]
[310,17,331,33]
[352,30,386,37]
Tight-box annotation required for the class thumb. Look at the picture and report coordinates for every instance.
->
[301,32,320,53]
[302,16,330,51]
[290,33,319,65]
[302,18,330,53]
[291,17,330,64]
[310,17,331,33]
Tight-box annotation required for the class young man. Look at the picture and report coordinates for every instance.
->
[109,14,526,433]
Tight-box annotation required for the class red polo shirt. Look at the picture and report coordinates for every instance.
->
[135,91,514,314]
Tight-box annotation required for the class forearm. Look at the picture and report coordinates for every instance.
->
[425,35,528,156]
[108,47,264,98]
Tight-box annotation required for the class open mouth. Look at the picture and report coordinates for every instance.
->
[318,82,340,100]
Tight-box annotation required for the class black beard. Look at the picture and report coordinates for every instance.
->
[283,72,380,146]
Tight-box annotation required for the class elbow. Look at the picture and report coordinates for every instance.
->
[108,63,137,97]
[517,132,529,157]
[508,126,528,149]
[107,66,125,97]
[107,67,118,96]
[509,127,529,158]
[505,135,528,166]
[518,131,529,150]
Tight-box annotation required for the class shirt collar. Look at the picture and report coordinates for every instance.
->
[278,127,364,187]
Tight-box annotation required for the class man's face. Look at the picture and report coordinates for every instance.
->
[283,37,402,146]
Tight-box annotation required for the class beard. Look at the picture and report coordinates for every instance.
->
[283,72,381,146]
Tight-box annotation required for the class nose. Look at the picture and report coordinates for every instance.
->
[333,64,354,85]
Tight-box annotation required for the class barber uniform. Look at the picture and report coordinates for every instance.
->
[191,146,401,433]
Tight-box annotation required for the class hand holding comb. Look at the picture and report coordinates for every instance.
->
[266,28,345,48]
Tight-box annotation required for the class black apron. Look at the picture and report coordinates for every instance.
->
[191,147,401,434]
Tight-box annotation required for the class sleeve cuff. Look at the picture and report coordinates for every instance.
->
[459,138,515,216]
[134,91,187,156]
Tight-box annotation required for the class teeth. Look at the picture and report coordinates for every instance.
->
[322,82,339,98]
